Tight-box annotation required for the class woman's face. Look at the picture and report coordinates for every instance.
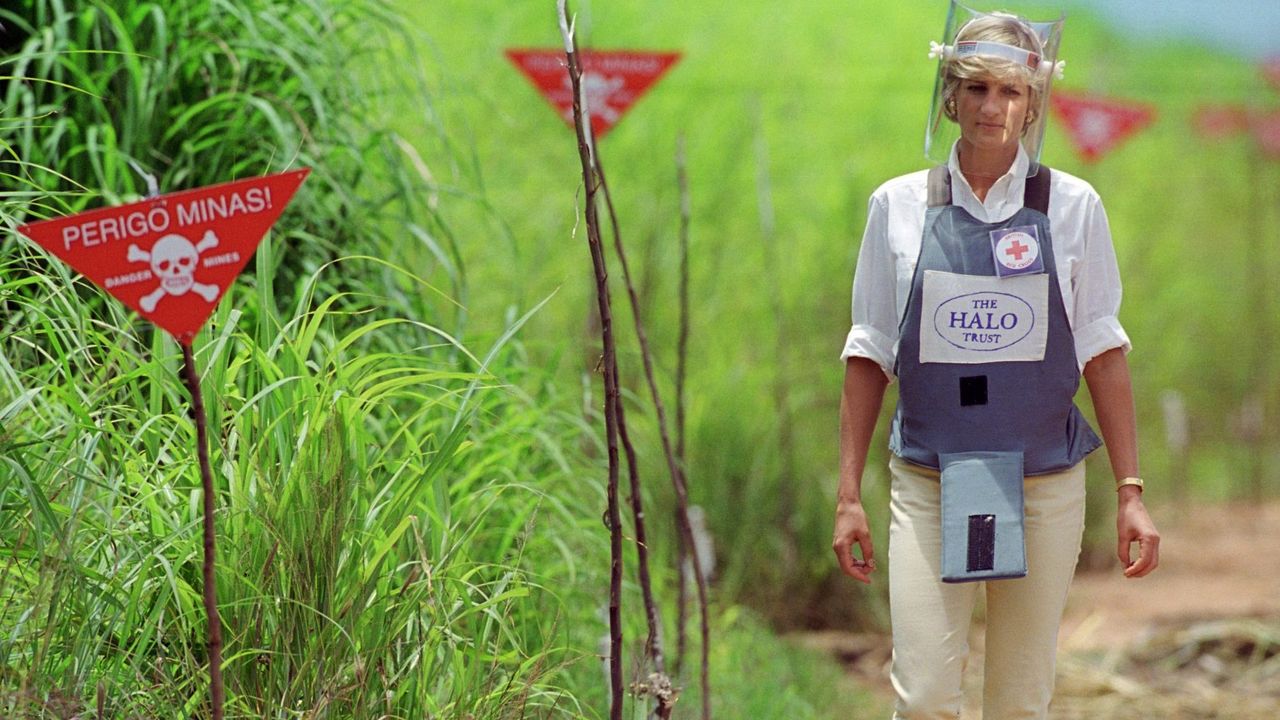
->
[954,72,1031,155]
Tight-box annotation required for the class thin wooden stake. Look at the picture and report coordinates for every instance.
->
[674,133,692,679]
[596,117,712,720]
[615,401,676,718]
[1247,148,1269,504]
[557,3,625,718]
[675,133,691,483]
[554,15,676,716]
[180,342,224,720]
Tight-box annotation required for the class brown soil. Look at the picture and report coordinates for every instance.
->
[1060,501,1280,651]
[794,501,1280,718]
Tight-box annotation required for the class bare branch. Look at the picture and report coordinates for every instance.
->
[557,2,625,718]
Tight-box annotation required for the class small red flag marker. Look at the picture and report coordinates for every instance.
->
[1051,91,1156,163]
[17,168,310,720]
[505,49,680,139]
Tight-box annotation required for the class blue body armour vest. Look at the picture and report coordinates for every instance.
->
[888,166,1102,475]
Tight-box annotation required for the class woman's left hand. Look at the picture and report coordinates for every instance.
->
[1116,487,1160,578]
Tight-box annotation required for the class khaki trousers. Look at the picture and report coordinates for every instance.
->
[887,456,1087,719]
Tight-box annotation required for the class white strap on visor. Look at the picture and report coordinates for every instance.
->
[955,40,1039,68]
[928,39,1065,80]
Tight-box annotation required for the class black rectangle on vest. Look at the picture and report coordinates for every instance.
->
[959,375,988,406]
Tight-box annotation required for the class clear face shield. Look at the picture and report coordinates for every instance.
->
[924,1,1065,177]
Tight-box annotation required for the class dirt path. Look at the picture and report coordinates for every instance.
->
[796,501,1280,718]
[1059,501,1280,652]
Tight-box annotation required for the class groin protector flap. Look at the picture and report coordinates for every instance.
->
[939,450,1027,583]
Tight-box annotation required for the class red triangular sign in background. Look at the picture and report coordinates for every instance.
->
[505,49,681,139]
[1192,104,1250,140]
[1250,110,1280,159]
[1051,91,1156,163]
[19,168,309,343]
[1261,56,1280,93]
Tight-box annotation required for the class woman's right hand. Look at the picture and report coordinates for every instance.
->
[835,357,888,586]
[832,500,876,584]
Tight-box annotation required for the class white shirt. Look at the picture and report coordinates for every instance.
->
[841,144,1130,378]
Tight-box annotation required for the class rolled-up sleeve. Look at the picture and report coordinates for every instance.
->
[1071,193,1131,369]
[841,193,899,379]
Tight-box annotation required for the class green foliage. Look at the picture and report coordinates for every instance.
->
[695,607,889,719]
[0,0,601,717]
[1,255,596,718]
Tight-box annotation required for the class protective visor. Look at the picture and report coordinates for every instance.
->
[924,1,1065,177]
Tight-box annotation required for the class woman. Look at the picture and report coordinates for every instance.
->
[832,7,1160,718]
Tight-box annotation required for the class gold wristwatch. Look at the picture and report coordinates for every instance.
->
[1116,476,1144,491]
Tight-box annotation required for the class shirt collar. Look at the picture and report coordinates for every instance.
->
[946,143,1030,222]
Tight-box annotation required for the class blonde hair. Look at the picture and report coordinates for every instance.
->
[941,13,1047,129]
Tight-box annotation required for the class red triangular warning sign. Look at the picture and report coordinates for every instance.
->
[505,49,680,139]
[1051,91,1156,163]
[1192,104,1249,140]
[1261,56,1280,93]
[1249,109,1280,159]
[18,168,309,343]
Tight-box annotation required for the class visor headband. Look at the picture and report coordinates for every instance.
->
[929,40,1065,79]
[956,40,1038,68]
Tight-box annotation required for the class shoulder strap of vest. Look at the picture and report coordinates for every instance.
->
[1023,166,1051,214]
[927,165,952,207]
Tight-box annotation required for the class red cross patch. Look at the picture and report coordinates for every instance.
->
[989,225,1044,278]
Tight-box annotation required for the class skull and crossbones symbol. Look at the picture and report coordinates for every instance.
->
[565,72,625,124]
[127,230,221,312]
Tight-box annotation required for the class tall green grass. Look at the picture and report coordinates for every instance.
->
[1,250,600,718]
[0,0,601,716]
[1,1,887,718]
